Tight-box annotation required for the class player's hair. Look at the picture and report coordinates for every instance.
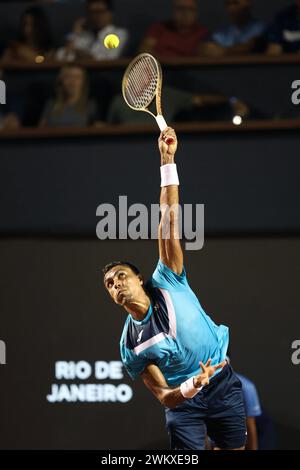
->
[87,0,114,11]
[102,261,140,277]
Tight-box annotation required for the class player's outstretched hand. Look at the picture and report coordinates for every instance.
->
[158,127,178,160]
[193,358,227,388]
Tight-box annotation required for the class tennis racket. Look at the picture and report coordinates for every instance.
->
[122,53,175,145]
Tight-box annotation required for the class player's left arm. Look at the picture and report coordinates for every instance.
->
[158,128,183,275]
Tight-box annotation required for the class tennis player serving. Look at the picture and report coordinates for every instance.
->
[103,128,246,450]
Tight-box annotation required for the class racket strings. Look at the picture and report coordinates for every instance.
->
[124,56,158,109]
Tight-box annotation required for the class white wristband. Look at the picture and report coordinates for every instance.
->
[160,164,179,187]
[180,377,203,399]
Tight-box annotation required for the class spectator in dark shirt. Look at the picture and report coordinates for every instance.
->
[267,1,300,55]
[203,0,266,57]
[39,65,98,128]
[2,6,54,62]
[138,0,208,58]
[225,352,276,450]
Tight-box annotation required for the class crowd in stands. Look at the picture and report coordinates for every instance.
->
[1,0,300,130]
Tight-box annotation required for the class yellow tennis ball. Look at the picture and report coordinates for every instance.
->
[104,34,120,49]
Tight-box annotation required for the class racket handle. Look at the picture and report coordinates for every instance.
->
[156,115,174,145]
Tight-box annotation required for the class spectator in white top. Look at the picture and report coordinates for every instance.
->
[56,0,129,61]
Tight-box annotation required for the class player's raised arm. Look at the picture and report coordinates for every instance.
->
[158,127,183,275]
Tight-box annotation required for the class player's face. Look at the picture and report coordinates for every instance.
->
[104,266,144,306]
[174,0,198,29]
[87,1,112,30]
[225,0,251,15]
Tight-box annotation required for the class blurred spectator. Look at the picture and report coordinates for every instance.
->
[226,352,276,450]
[56,0,128,61]
[107,86,249,124]
[267,1,300,55]
[235,372,262,449]
[2,6,54,62]
[138,0,208,58]
[203,0,266,57]
[204,352,262,450]
[39,65,99,127]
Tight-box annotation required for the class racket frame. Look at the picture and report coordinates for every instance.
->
[122,53,173,144]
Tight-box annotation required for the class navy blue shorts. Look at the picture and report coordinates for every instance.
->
[164,364,247,450]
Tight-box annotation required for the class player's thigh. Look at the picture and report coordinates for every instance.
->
[206,404,247,450]
[206,367,247,449]
[165,408,207,450]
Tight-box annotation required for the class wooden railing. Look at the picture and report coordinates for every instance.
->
[1,119,300,140]
[1,53,300,71]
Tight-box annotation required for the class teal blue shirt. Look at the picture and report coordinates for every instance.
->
[120,260,229,386]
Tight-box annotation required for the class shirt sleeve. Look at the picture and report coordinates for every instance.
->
[211,30,228,46]
[120,344,149,380]
[151,259,189,291]
[115,28,129,57]
[122,356,148,380]
[242,379,262,417]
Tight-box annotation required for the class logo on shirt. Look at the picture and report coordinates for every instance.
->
[137,330,144,343]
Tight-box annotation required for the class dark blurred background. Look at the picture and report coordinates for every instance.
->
[0,0,300,450]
